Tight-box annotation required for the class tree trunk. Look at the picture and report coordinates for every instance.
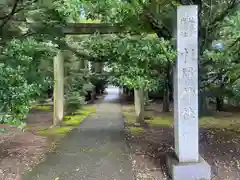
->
[128,88,133,97]
[216,96,224,111]
[123,88,127,95]
[134,88,145,123]
[127,88,131,96]
[90,87,96,103]
[199,90,210,116]
[162,85,170,112]
[216,81,225,111]
[162,68,171,112]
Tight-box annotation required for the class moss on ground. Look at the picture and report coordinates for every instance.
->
[80,106,97,113]
[199,116,240,129]
[129,127,145,136]
[32,104,52,111]
[146,115,240,129]
[63,105,97,126]
[122,111,140,126]
[63,114,86,126]
[146,116,173,127]
[37,105,96,137]
[122,106,172,128]
[38,127,73,137]
[122,105,240,129]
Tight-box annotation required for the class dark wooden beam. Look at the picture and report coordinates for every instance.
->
[6,21,145,35]
[62,23,126,35]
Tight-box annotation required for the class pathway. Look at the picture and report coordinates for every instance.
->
[22,87,134,180]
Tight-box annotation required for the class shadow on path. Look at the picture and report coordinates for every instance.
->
[22,87,134,180]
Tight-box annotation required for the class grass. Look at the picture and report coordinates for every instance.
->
[123,112,140,126]
[38,127,73,137]
[63,106,96,126]
[146,116,173,127]
[122,105,240,130]
[199,116,240,129]
[129,127,145,136]
[37,105,96,138]
[122,105,172,128]
[32,104,52,111]
[75,106,97,115]
[62,114,86,126]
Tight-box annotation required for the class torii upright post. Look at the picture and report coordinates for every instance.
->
[53,51,64,126]
[167,5,211,180]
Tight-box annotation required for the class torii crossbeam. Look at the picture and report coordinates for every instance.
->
[62,23,126,34]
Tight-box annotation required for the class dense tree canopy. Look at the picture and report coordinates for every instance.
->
[0,0,239,126]
[81,0,240,113]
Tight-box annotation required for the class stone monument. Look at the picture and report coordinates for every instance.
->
[167,5,211,180]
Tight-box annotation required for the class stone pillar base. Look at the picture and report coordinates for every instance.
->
[166,153,211,180]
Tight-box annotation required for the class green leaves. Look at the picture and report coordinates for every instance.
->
[0,0,88,127]
[0,36,57,126]
[83,34,175,91]
[0,63,32,123]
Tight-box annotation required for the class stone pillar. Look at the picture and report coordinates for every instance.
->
[167,5,211,180]
[175,5,199,161]
[53,51,64,126]
[134,88,144,123]
[84,60,88,70]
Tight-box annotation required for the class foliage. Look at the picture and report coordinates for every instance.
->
[82,34,176,91]
[199,10,240,106]
[0,0,81,127]
[1,37,56,89]
[109,35,176,91]
[0,0,98,127]
[0,0,239,130]
[65,92,86,111]
[90,72,109,94]
[64,53,93,112]
[81,0,240,113]
[0,36,57,127]
[0,64,35,125]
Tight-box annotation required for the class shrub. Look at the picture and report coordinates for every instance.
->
[0,64,40,125]
[65,92,85,112]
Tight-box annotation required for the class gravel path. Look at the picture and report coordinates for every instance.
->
[22,87,134,180]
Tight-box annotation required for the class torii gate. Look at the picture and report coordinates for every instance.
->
[53,5,211,180]
[53,23,129,126]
